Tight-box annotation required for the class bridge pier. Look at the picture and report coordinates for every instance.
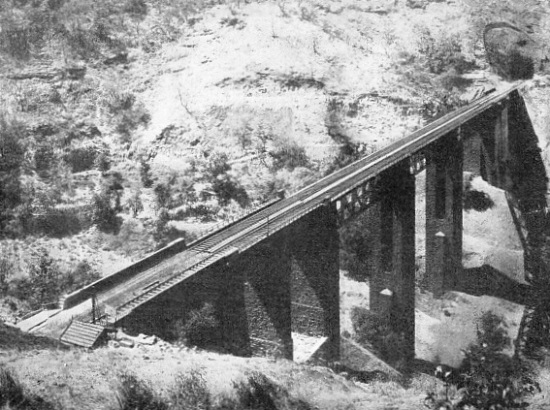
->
[290,203,340,361]
[369,163,416,362]
[237,231,293,359]
[425,133,463,296]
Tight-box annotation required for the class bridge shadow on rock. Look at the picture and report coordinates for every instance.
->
[457,265,531,306]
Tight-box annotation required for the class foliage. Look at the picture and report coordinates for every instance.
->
[169,370,211,410]
[63,260,101,294]
[0,367,55,410]
[152,208,189,249]
[126,186,144,217]
[324,98,363,172]
[339,214,373,281]
[415,28,475,75]
[7,251,99,311]
[205,152,249,207]
[154,182,172,210]
[219,372,313,410]
[351,307,408,368]
[506,49,535,80]
[104,89,151,143]
[426,312,541,410]
[464,190,495,211]
[64,144,101,173]
[0,258,12,295]
[91,172,124,232]
[115,369,312,410]
[0,116,27,235]
[269,140,309,172]
[8,250,60,309]
[175,302,220,348]
[140,157,154,188]
[32,205,92,237]
[94,147,111,172]
[116,372,167,410]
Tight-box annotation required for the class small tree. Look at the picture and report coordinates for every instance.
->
[10,251,61,309]
[126,186,144,217]
[139,157,154,188]
[175,303,221,348]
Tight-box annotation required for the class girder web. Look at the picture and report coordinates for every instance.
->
[335,176,384,223]
[408,151,427,175]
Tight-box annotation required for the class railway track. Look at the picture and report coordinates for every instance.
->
[84,83,522,322]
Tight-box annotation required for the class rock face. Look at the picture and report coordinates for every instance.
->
[484,23,538,80]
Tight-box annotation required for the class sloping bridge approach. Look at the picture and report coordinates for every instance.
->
[29,83,548,361]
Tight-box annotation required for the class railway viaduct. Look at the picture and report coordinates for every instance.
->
[24,83,548,363]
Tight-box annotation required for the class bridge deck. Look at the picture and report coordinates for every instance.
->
[83,84,521,321]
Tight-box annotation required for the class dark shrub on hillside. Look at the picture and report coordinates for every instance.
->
[124,0,148,18]
[94,148,111,172]
[428,312,540,410]
[91,191,122,234]
[33,206,92,237]
[340,217,373,281]
[351,307,408,367]
[140,158,154,188]
[269,142,309,171]
[116,373,167,410]
[205,153,249,207]
[34,144,56,179]
[463,189,494,211]
[9,251,61,310]
[219,372,313,410]
[169,370,211,410]
[0,368,55,410]
[154,183,172,209]
[507,49,535,80]
[0,117,26,235]
[63,261,101,294]
[64,145,99,173]
[175,303,221,348]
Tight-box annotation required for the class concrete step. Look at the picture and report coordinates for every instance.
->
[60,321,105,348]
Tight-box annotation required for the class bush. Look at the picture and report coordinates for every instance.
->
[175,303,220,348]
[154,183,172,209]
[506,49,535,80]
[351,307,408,368]
[269,141,309,171]
[458,313,540,409]
[140,158,154,188]
[64,145,99,173]
[116,373,167,410]
[33,206,91,237]
[62,260,101,294]
[91,172,124,232]
[9,251,61,310]
[464,190,494,211]
[0,117,27,234]
[91,191,121,233]
[205,152,249,207]
[426,312,541,410]
[339,216,373,281]
[219,372,313,410]
[0,367,55,410]
[416,29,474,75]
[169,370,211,410]
[0,258,12,295]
